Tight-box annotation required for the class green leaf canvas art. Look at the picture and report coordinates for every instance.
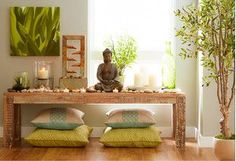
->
[10,7,60,56]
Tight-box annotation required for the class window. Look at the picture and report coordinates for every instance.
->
[88,0,175,88]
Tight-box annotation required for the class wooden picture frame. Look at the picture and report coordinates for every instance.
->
[62,35,85,77]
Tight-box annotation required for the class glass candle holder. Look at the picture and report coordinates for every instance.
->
[34,61,54,89]
[35,61,51,80]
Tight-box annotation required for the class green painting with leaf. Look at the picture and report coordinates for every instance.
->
[10,7,60,56]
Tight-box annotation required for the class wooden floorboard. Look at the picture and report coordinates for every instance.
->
[0,138,217,161]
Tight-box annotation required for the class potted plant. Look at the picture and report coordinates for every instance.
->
[12,72,30,91]
[175,0,235,160]
[104,35,137,81]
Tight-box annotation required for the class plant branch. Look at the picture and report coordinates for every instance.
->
[227,59,235,108]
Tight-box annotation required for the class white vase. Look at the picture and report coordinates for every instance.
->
[213,137,235,161]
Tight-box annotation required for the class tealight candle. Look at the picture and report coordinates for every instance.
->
[38,67,49,79]
[80,88,86,93]
[63,88,70,93]
[113,88,118,93]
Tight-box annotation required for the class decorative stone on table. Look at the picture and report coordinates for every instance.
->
[144,89,153,93]
[80,88,86,93]
[86,86,97,93]
[121,89,128,93]
[163,88,182,93]
[72,89,80,93]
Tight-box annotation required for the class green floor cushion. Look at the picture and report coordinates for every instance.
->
[105,108,156,128]
[25,125,92,147]
[31,107,84,130]
[99,126,162,147]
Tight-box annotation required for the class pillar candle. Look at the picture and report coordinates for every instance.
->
[134,73,143,87]
[148,74,157,88]
[140,66,148,86]
[38,67,49,79]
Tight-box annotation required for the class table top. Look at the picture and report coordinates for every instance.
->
[4,92,185,104]
[4,91,185,96]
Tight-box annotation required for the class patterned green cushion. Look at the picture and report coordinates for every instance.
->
[25,125,92,147]
[99,126,162,147]
[105,108,156,128]
[31,108,84,130]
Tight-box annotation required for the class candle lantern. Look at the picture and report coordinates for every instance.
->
[34,61,53,89]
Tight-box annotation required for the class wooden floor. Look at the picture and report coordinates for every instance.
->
[0,138,217,161]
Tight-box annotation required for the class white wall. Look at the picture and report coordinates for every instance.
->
[0,0,198,135]
[201,73,235,136]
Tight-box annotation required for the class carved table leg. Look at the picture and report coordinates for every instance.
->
[172,104,177,139]
[14,104,21,143]
[175,95,186,149]
[3,95,15,148]
[3,95,21,148]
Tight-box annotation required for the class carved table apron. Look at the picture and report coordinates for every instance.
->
[3,92,186,149]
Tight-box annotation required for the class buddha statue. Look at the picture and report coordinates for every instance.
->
[95,48,123,92]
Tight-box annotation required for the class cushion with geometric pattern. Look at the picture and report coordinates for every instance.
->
[31,107,84,130]
[99,126,162,147]
[105,108,156,128]
[25,125,92,147]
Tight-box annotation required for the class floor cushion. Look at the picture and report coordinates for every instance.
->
[25,125,92,147]
[99,126,162,147]
[105,108,156,128]
[31,107,84,130]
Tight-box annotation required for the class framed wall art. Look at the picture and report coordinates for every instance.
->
[62,35,86,78]
[10,7,60,56]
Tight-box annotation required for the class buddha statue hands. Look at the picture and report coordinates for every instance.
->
[94,48,123,92]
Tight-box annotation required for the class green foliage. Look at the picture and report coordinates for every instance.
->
[10,7,60,56]
[104,35,137,76]
[175,0,235,86]
[215,134,235,140]
[12,77,23,91]
[175,0,235,138]
[12,74,30,91]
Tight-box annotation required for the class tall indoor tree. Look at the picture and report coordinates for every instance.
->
[175,0,235,138]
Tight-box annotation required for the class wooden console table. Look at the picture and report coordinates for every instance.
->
[3,92,186,149]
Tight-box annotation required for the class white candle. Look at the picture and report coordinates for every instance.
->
[140,66,148,86]
[113,88,118,93]
[80,88,86,93]
[149,74,157,88]
[134,73,143,87]
[38,67,49,79]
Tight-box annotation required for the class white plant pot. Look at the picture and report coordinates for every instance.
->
[213,137,235,161]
